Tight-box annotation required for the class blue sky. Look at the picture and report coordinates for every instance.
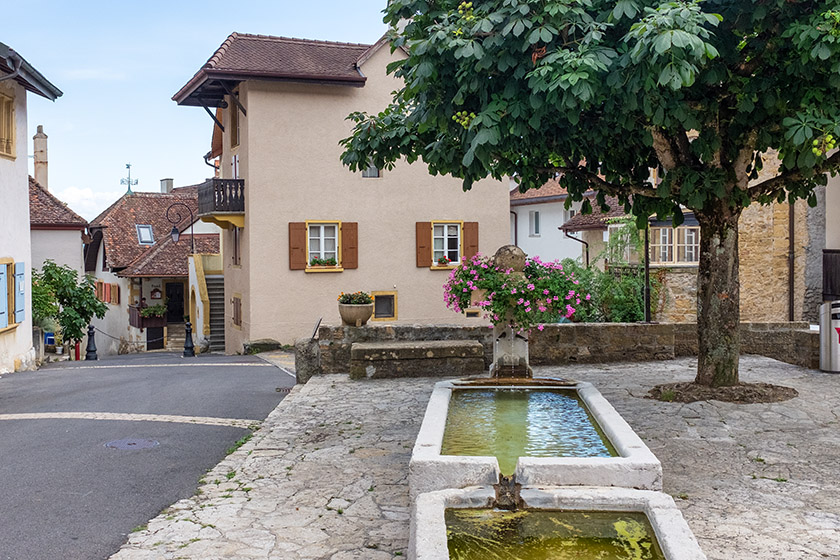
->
[4,0,389,219]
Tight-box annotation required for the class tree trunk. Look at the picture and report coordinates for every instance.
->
[694,206,742,387]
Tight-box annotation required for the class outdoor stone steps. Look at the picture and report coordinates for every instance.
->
[349,340,485,380]
[205,277,226,351]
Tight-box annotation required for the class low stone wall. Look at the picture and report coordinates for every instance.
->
[316,322,819,374]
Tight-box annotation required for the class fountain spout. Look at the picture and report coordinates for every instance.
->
[493,473,524,511]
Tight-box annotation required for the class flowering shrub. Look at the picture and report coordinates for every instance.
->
[437,255,452,266]
[337,291,373,304]
[443,254,591,332]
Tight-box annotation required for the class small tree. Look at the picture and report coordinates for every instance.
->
[38,261,107,345]
[342,0,840,388]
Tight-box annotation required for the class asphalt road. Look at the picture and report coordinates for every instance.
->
[0,352,295,560]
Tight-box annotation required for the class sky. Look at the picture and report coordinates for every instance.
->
[4,0,389,220]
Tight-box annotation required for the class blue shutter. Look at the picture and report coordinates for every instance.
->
[0,266,7,329]
[14,262,25,323]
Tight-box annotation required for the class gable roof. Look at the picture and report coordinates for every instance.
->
[510,178,572,206]
[559,196,627,231]
[89,187,199,270]
[173,33,372,107]
[0,42,62,101]
[29,177,87,229]
[119,233,220,278]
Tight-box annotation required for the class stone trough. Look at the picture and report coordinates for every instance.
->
[409,379,662,498]
[410,486,707,560]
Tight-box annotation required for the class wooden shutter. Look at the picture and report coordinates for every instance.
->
[416,222,431,267]
[14,262,25,323]
[232,296,242,326]
[111,284,120,305]
[341,222,358,269]
[463,222,479,260]
[104,283,111,303]
[0,266,7,329]
[289,222,307,270]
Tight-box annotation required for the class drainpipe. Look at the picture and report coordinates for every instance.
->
[510,211,518,246]
[562,228,589,268]
[0,50,22,84]
[789,201,795,321]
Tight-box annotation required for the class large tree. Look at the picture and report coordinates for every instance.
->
[342,0,840,387]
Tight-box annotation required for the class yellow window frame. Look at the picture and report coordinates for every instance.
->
[0,92,16,160]
[371,291,398,321]
[430,220,464,269]
[305,220,344,272]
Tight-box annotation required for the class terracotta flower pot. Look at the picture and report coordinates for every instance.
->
[338,303,374,327]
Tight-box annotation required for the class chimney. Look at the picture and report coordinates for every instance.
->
[160,178,174,193]
[33,125,48,190]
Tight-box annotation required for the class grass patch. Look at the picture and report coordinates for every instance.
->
[226,433,253,455]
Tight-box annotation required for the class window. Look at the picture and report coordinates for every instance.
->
[650,226,700,265]
[0,261,25,330]
[529,211,540,237]
[565,208,577,222]
[362,164,381,178]
[136,225,154,245]
[372,291,397,320]
[232,227,242,266]
[288,222,358,271]
[230,96,240,148]
[433,222,461,266]
[232,295,242,327]
[0,92,14,158]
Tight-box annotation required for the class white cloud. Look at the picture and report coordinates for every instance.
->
[51,186,124,221]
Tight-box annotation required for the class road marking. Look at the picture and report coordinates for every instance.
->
[48,363,275,370]
[0,412,259,429]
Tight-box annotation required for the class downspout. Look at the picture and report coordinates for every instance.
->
[789,201,795,321]
[562,228,589,268]
[0,50,23,84]
[510,211,518,246]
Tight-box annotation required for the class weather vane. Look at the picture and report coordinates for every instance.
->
[121,163,138,194]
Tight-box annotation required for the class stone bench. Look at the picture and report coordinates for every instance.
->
[349,340,486,380]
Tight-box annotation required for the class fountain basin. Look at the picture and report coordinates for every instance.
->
[409,380,662,498]
[410,486,706,560]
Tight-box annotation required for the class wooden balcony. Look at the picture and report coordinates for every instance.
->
[197,178,245,228]
[129,305,167,330]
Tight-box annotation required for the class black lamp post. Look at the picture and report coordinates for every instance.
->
[166,202,195,253]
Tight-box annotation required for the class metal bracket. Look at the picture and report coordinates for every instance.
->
[198,98,225,133]
[218,81,247,117]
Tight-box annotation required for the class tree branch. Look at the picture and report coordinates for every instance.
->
[747,149,840,200]
[535,166,657,198]
[648,127,679,171]
[733,130,759,192]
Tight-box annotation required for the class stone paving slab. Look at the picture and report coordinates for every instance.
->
[112,356,840,560]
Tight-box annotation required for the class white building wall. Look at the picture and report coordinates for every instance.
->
[88,243,139,357]
[0,80,35,372]
[31,229,84,274]
[511,199,585,263]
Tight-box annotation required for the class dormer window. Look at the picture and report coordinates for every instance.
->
[136,225,154,245]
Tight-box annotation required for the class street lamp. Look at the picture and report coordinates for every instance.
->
[166,202,195,254]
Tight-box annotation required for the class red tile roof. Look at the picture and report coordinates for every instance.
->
[28,176,87,228]
[119,234,220,278]
[173,33,373,104]
[510,178,570,205]
[559,196,627,231]
[89,188,199,270]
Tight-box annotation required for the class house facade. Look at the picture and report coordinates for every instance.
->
[509,179,586,262]
[85,182,221,356]
[0,43,61,373]
[174,33,511,351]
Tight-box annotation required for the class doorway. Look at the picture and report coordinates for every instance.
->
[165,282,185,323]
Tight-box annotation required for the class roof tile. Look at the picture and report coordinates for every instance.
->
[29,177,87,228]
[560,196,627,231]
[119,234,220,278]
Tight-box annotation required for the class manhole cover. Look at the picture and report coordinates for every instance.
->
[104,438,160,450]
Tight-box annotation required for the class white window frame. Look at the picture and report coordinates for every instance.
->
[432,221,462,266]
[307,221,340,266]
[649,226,700,265]
[361,164,381,178]
[136,225,155,245]
[529,210,540,237]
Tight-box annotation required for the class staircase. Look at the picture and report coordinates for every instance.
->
[206,276,226,352]
[165,323,186,352]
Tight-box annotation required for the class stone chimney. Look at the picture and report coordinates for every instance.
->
[33,125,48,190]
[160,178,174,193]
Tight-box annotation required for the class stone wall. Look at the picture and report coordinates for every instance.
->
[652,267,696,323]
[316,322,819,373]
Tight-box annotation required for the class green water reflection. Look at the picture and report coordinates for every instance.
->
[441,389,617,475]
[446,509,665,560]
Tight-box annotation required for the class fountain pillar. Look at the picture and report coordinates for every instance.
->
[489,245,533,378]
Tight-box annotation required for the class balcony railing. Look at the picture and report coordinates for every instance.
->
[824,250,840,300]
[197,178,245,215]
[129,305,167,330]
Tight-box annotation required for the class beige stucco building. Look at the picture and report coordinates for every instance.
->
[174,34,511,350]
[0,43,61,372]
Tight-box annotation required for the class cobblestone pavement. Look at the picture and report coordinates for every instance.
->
[112,356,840,560]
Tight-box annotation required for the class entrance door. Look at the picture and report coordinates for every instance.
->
[165,282,185,323]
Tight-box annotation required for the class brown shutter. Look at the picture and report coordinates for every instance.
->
[416,222,431,267]
[463,222,479,260]
[289,222,307,270]
[341,222,358,269]
[114,284,120,305]
[104,283,111,303]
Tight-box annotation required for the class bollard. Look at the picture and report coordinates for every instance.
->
[85,325,98,360]
[184,322,196,357]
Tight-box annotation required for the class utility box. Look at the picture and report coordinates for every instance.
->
[819,301,840,372]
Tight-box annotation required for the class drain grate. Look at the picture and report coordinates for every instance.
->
[104,438,160,450]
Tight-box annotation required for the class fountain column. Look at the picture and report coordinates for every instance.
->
[489,245,533,378]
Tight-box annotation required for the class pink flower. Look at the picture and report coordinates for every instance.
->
[537,324,545,331]
[539,305,547,312]
[576,298,581,304]
[511,288,517,294]
[518,298,524,305]
[543,289,550,295]
[586,294,591,301]
[527,283,535,291]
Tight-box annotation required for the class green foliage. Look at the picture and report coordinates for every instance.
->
[559,259,657,323]
[337,291,373,304]
[140,303,168,318]
[38,260,107,344]
[310,257,338,266]
[31,268,58,328]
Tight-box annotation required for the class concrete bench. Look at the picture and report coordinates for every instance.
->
[349,340,486,380]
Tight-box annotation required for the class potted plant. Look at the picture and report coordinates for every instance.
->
[310,257,338,267]
[436,255,452,267]
[139,302,168,328]
[337,291,374,327]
